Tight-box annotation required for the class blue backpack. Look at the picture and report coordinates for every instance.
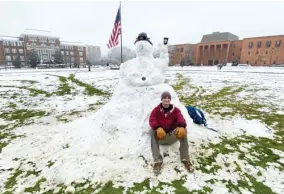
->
[185,106,207,126]
[185,106,217,132]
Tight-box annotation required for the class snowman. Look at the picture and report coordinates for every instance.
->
[92,33,191,156]
[119,32,169,86]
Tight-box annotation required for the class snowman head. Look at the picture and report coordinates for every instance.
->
[134,32,153,57]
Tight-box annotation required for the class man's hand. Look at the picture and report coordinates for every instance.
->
[156,127,166,139]
[175,127,186,139]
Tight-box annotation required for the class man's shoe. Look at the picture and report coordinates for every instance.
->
[153,162,163,175]
[182,160,193,172]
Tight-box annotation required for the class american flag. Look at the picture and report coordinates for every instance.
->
[107,6,121,49]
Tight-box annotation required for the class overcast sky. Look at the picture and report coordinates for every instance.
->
[1,0,284,55]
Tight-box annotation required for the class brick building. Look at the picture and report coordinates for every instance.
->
[170,32,284,66]
[0,29,96,68]
[240,35,284,66]
[60,42,87,67]
[0,37,25,67]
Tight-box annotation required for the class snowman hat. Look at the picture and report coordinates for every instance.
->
[134,32,153,45]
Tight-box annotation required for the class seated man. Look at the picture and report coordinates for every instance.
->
[149,91,192,174]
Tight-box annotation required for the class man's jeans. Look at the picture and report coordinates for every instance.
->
[150,128,189,163]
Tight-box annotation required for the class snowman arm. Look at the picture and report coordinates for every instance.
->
[154,45,169,72]
[159,45,169,60]
[157,45,169,65]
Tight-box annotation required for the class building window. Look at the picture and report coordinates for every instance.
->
[276,40,281,47]
[19,42,23,46]
[20,56,25,61]
[240,48,242,51]
[238,57,240,60]
[66,52,69,55]
[273,61,276,64]
[248,52,250,55]
[61,51,64,55]
[79,52,83,57]
[176,48,179,52]
[266,51,268,54]
[255,61,257,64]
[12,49,17,53]
[232,53,234,56]
[248,42,253,48]
[19,49,23,54]
[80,57,83,62]
[247,61,249,64]
[71,57,74,62]
[264,61,266,64]
[78,46,83,51]
[181,48,184,52]
[257,41,262,48]
[5,48,10,53]
[4,41,9,46]
[5,55,11,61]
[70,51,74,55]
[7,62,12,66]
[256,51,259,54]
[266,41,271,47]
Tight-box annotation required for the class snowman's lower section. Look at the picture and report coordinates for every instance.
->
[93,82,191,137]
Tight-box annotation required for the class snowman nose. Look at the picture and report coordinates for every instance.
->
[142,77,146,81]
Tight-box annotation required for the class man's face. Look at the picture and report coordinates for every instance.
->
[162,96,171,106]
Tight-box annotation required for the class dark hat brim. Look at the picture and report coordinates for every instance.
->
[134,38,153,45]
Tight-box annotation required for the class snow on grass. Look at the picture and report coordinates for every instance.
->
[0,67,283,193]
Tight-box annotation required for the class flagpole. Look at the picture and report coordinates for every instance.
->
[120,1,123,64]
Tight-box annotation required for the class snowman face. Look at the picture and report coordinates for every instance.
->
[135,41,153,57]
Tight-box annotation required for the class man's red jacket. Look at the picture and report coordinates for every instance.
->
[149,103,187,133]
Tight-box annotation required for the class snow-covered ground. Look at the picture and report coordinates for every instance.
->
[0,66,283,193]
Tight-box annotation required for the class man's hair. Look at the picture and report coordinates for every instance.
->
[161,91,171,100]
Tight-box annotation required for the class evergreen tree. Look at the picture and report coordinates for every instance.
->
[13,56,22,68]
[28,49,40,68]
[54,51,63,64]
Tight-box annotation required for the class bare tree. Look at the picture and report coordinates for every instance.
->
[107,46,136,64]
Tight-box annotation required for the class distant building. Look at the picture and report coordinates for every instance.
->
[201,32,239,43]
[0,29,89,68]
[60,42,87,67]
[240,35,284,66]
[0,36,25,67]
[20,29,60,64]
[86,45,101,63]
[171,32,284,66]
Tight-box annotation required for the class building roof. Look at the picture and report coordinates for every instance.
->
[201,32,239,43]
[20,29,59,38]
[61,41,86,47]
[243,35,284,40]
[0,36,22,42]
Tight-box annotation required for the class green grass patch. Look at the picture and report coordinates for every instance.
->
[4,168,24,191]
[7,102,16,109]
[0,109,46,124]
[24,178,47,193]
[68,74,109,96]
[18,80,38,84]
